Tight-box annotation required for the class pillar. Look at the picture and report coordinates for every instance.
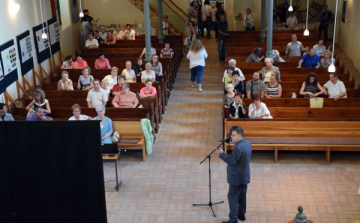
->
[266,0,274,59]
[144,0,152,62]
[259,0,266,42]
[157,0,165,44]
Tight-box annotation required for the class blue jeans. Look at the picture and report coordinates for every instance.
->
[190,66,205,84]
[218,39,227,59]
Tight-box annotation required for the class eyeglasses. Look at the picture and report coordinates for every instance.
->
[230,134,239,137]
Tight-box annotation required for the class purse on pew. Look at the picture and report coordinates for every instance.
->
[112,131,120,143]
[309,97,324,108]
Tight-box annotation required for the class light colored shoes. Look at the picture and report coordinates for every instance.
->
[198,89,203,92]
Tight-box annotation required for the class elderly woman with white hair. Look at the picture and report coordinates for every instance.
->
[259,58,281,83]
[222,58,245,82]
[223,83,236,108]
[92,105,113,144]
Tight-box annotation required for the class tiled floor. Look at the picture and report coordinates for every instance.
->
[104,38,360,223]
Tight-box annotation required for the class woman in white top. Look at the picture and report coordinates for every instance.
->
[286,12,298,29]
[313,39,327,56]
[248,93,271,119]
[121,61,136,82]
[102,67,119,91]
[244,8,255,31]
[57,71,74,91]
[60,55,74,69]
[124,24,136,40]
[113,24,124,40]
[186,39,208,92]
[69,104,92,120]
[141,62,156,83]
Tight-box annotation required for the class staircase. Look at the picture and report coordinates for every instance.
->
[128,0,187,35]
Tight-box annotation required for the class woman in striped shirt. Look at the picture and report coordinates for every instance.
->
[265,74,282,98]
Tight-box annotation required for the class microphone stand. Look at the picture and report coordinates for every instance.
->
[193,142,224,217]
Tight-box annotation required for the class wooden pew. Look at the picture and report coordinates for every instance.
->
[223,119,360,162]
[241,72,350,82]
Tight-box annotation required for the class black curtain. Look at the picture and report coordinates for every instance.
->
[0,121,107,223]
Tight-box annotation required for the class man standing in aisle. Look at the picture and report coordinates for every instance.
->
[318,4,333,42]
[217,126,252,222]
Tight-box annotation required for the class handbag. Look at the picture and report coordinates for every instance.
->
[310,97,324,108]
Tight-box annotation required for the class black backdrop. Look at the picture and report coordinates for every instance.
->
[0,121,107,223]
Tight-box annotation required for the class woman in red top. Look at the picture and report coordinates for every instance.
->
[94,52,111,69]
[139,79,157,99]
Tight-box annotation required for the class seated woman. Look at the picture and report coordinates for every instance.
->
[222,59,245,82]
[265,74,282,98]
[69,104,92,120]
[229,71,246,95]
[77,66,94,90]
[139,79,157,99]
[300,72,326,98]
[101,80,110,94]
[320,50,335,68]
[160,42,174,58]
[60,55,74,69]
[223,66,234,85]
[26,89,51,116]
[92,106,113,144]
[102,67,119,91]
[94,52,111,69]
[223,83,235,108]
[245,47,264,62]
[150,55,163,76]
[121,61,136,83]
[259,58,281,83]
[73,54,88,69]
[111,75,126,96]
[57,71,74,91]
[141,62,156,83]
[313,39,326,56]
[113,24,124,40]
[248,93,271,119]
[229,93,247,119]
[133,57,145,76]
[124,24,136,40]
[140,47,156,58]
[112,83,139,108]
[104,30,116,45]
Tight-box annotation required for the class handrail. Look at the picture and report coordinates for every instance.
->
[162,0,187,23]
[166,0,188,18]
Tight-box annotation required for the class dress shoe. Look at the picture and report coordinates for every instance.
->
[238,213,246,221]
[222,220,237,223]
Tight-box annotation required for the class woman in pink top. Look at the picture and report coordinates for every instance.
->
[73,54,88,69]
[112,83,139,108]
[94,52,111,69]
[139,80,157,99]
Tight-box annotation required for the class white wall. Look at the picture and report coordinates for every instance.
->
[83,0,145,27]
[0,0,81,103]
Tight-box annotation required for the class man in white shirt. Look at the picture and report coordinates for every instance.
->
[86,79,108,108]
[323,73,347,100]
[85,33,99,49]
[222,59,245,82]
[124,24,136,40]
[286,12,298,29]
[201,0,212,39]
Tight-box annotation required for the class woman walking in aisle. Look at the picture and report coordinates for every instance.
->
[186,39,208,92]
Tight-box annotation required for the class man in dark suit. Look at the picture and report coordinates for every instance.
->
[217,126,252,222]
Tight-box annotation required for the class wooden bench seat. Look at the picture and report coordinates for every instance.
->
[224,119,360,162]
[239,98,360,107]
[112,121,147,161]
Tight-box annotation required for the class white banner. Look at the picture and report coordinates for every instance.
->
[0,61,4,81]
[35,29,49,53]
[1,45,17,76]
[19,35,33,63]
[48,21,60,46]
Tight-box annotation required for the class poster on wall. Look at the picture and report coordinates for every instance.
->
[0,40,18,93]
[48,18,61,54]
[0,60,4,94]
[16,30,35,75]
[32,23,51,64]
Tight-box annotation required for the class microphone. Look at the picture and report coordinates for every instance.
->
[219,138,231,143]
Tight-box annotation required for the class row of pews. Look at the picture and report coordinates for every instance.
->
[12,36,184,161]
[223,30,360,162]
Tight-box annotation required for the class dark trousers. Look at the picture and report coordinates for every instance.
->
[228,184,247,221]
[201,21,212,38]
[245,26,255,31]
[218,39,227,60]
[213,22,218,38]
[318,24,329,42]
